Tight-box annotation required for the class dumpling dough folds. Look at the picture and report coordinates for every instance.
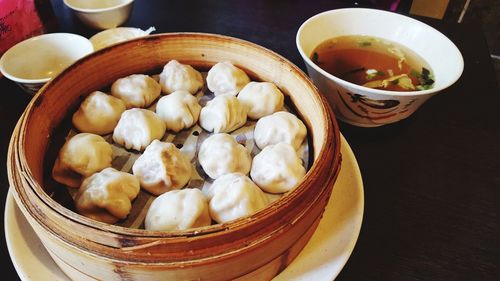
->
[113,108,166,151]
[111,74,161,108]
[199,94,247,133]
[251,142,306,193]
[156,90,201,133]
[254,111,307,150]
[205,173,269,224]
[145,188,211,231]
[132,140,192,195]
[159,60,204,95]
[207,61,250,96]
[198,133,252,179]
[90,27,155,51]
[237,82,284,119]
[52,133,113,188]
[72,91,126,135]
[75,168,140,224]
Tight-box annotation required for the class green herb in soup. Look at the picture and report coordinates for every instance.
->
[311,35,434,91]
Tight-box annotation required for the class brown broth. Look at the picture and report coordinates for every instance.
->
[311,35,434,91]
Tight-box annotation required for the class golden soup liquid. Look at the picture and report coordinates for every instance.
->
[311,35,434,91]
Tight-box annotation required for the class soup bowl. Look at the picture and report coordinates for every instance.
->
[296,8,464,127]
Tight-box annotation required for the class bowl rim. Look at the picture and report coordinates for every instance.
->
[0,33,94,84]
[296,7,465,97]
[63,0,134,13]
[17,32,341,240]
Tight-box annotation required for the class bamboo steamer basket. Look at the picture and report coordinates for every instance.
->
[8,33,341,280]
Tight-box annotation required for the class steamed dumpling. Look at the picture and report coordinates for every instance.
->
[111,74,161,108]
[251,143,306,193]
[113,108,166,151]
[156,90,201,133]
[159,60,204,94]
[132,140,192,195]
[237,82,284,119]
[52,133,113,188]
[145,188,211,231]
[254,111,307,150]
[198,133,252,179]
[89,27,155,51]
[204,173,269,223]
[199,94,247,133]
[207,61,250,96]
[72,91,126,135]
[75,168,140,224]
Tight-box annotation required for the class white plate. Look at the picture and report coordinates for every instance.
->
[5,134,363,281]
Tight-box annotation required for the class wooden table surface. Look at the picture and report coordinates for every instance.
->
[1,0,499,280]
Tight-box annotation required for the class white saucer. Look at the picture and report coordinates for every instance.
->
[5,134,364,281]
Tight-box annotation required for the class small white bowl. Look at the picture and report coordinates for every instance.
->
[63,0,134,30]
[0,33,93,95]
[296,8,464,127]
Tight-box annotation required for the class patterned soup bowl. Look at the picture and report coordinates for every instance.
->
[296,8,464,127]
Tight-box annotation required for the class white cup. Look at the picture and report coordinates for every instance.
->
[296,8,464,127]
[63,0,135,30]
[0,33,93,95]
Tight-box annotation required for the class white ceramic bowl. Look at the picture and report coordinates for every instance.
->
[296,8,464,127]
[0,33,93,95]
[63,0,134,30]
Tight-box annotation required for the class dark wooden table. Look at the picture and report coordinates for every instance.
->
[2,0,499,280]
